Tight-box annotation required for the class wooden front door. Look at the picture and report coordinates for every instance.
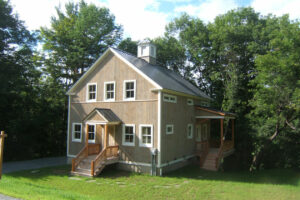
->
[108,126,115,146]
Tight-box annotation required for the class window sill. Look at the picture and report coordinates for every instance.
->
[72,139,82,143]
[122,143,135,147]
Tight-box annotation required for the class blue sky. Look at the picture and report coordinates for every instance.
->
[10,0,300,40]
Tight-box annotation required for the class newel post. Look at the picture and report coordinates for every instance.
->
[0,131,8,179]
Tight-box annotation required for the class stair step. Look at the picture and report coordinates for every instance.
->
[71,171,93,177]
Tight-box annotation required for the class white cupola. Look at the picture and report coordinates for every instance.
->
[137,39,156,65]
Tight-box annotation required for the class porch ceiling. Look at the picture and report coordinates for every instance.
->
[195,106,236,119]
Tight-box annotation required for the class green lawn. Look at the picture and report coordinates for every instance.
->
[0,165,299,200]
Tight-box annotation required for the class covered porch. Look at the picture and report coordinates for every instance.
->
[72,108,121,177]
[195,106,236,170]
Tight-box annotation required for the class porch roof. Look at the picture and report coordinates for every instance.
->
[195,106,236,119]
[83,108,121,124]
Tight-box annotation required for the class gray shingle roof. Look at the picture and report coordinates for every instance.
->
[95,108,121,122]
[112,48,211,99]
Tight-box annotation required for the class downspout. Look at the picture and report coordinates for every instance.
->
[157,90,162,176]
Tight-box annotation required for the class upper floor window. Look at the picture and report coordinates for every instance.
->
[122,124,135,146]
[104,81,115,101]
[72,123,82,142]
[123,80,136,100]
[86,83,97,102]
[187,124,193,139]
[139,124,153,147]
[187,99,194,106]
[163,94,177,103]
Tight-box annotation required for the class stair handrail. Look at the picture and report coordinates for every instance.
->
[91,145,119,176]
[72,146,88,172]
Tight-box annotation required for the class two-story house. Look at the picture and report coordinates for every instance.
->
[67,40,235,177]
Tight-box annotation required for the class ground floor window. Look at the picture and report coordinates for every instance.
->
[187,124,193,139]
[87,124,96,143]
[72,123,82,142]
[139,124,153,147]
[122,124,135,146]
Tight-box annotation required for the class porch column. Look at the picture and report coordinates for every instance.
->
[232,119,235,147]
[104,124,108,148]
[85,124,89,152]
[220,118,224,146]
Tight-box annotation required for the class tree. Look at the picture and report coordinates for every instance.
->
[0,0,43,160]
[40,0,123,88]
[118,37,137,55]
[249,15,300,170]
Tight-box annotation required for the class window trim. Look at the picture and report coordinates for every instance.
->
[72,123,82,142]
[139,124,153,148]
[86,83,97,102]
[87,123,96,143]
[122,124,135,146]
[104,81,116,102]
[187,123,194,139]
[166,124,174,135]
[163,94,177,103]
[187,98,194,106]
[123,80,136,101]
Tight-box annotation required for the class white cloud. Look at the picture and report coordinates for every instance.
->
[105,0,167,40]
[10,0,168,41]
[251,0,300,20]
[174,0,238,22]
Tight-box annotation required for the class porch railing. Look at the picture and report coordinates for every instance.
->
[72,144,101,172]
[91,145,119,176]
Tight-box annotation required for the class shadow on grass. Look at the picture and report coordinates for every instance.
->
[165,164,300,186]
[4,164,300,187]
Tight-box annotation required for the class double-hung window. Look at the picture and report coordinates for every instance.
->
[72,123,82,142]
[104,81,115,101]
[122,124,135,146]
[139,125,153,147]
[87,83,97,102]
[87,124,96,143]
[123,80,136,100]
[187,124,193,139]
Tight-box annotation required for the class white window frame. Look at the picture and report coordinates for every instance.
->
[86,83,97,102]
[139,124,153,148]
[166,124,174,135]
[87,123,96,143]
[187,124,194,139]
[72,123,82,142]
[187,98,194,106]
[122,124,135,146]
[123,80,136,101]
[163,94,177,103]
[104,81,116,102]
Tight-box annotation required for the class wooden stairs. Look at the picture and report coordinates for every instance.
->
[71,145,119,177]
[201,148,219,171]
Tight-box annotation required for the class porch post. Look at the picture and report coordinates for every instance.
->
[0,131,7,179]
[104,124,108,148]
[85,124,89,152]
[220,119,224,146]
[232,119,234,147]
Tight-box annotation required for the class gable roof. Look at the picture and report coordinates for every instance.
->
[67,47,211,100]
[83,108,121,123]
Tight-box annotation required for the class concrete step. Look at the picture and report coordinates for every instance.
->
[202,166,218,171]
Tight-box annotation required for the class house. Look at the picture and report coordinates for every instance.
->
[66,40,235,177]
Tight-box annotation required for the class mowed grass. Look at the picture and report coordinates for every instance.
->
[0,164,299,200]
